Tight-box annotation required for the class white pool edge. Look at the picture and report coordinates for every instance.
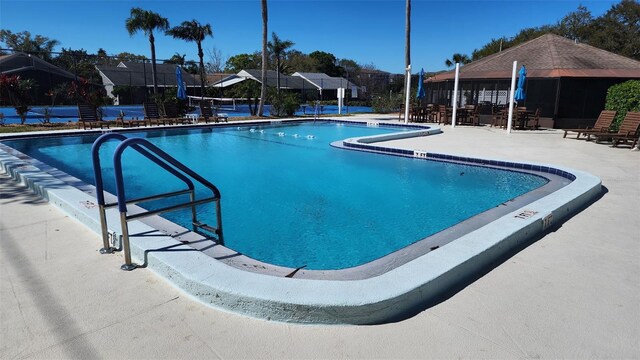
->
[0,126,602,324]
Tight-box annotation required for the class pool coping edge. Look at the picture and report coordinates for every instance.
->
[0,122,602,325]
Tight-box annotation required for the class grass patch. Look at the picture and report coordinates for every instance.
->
[0,122,79,134]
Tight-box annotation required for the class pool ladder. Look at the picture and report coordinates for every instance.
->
[91,133,224,271]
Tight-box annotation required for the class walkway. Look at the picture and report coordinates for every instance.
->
[1,122,638,358]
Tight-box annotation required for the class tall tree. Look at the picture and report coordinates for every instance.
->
[558,5,594,42]
[588,0,640,60]
[224,53,261,73]
[287,50,316,73]
[0,30,59,61]
[164,53,187,65]
[444,53,471,68]
[206,47,227,73]
[114,52,146,63]
[166,20,213,98]
[258,0,268,116]
[53,48,102,82]
[267,32,294,93]
[309,51,340,76]
[125,8,169,95]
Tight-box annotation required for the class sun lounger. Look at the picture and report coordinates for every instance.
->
[199,102,228,123]
[77,104,110,130]
[116,117,147,128]
[163,103,190,124]
[588,111,640,148]
[115,111,146,128]
[144,101,172,126]
[563,110,616,139]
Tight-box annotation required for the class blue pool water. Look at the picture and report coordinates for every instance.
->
[0,104,372,124]
[3,122,548,269]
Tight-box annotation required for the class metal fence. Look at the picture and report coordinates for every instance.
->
[1,48,395,108]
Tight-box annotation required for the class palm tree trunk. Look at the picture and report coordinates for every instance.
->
[149,32,159,95]
[258,0,268,116]
[197,40,206,99]
[276,57,281,94]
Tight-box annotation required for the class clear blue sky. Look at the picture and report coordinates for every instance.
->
[0,0,619,73]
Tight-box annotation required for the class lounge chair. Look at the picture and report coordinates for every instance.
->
[438,105,451,125]
[490,105,506,128]
[526,108,541,129]
[199,101,228,123]
[144,101,172,126]
[78,104,109,130]
[589,111,640,148]
[163,103,190,124]
[115,117,147,128]
[115,111,146,128]
[464,104,479,126]
[563,110,616,139]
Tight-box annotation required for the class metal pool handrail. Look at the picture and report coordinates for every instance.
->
[91,133,223,271]
[92,133,195,253]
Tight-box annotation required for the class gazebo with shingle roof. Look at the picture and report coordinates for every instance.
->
[426,34,640,128]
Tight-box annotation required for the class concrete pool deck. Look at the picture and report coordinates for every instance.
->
[1,116,639,358]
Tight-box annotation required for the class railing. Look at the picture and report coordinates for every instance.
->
[91,133,223,270]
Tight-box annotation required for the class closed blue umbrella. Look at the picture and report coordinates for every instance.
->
[416,68,426,100]
[514,65,526,102]
[176,66,187,100]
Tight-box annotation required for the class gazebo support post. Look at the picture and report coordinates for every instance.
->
[507,60,517,133]
[451,63,460,128]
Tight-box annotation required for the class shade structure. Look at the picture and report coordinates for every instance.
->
[176,66,187,100]
[514,65,527,102]
[416,68,426,100]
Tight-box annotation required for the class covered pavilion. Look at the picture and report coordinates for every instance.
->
[426,34,640,128]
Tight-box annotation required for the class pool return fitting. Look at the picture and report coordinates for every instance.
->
[91,133,224,271]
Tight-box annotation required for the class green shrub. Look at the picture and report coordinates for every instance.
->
[371,94,403,113]
[270,91,301,117]
[605,80,640,130]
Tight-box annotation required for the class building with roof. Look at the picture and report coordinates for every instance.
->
[291,72,359,98]
[211,70,310,89]
[96,62,201,104]
[210,70,359,101]
[426,34,640,128]
[0,52,77,105]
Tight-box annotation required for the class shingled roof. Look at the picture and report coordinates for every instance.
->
[291,72,357,90]
[96,62,200,87]
[0,52,76,79]
[429,34,640,81]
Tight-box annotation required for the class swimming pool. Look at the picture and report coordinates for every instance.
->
[0,119,601,323]
[2,121,548,270]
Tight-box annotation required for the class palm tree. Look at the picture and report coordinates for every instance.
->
[267,32,294,93]
[125,8,169,95]
[445,53,471,68]
[164,53,186,65]
[167,20,213,99]
[258,0,268,117]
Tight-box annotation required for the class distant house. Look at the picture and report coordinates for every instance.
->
[0,52,77,105]
[211,69,310,89]
[291,72,359,99]
[211,70,358,101]
[96,62,201,104]
[426,34,640,128]
[357,69,391,95]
